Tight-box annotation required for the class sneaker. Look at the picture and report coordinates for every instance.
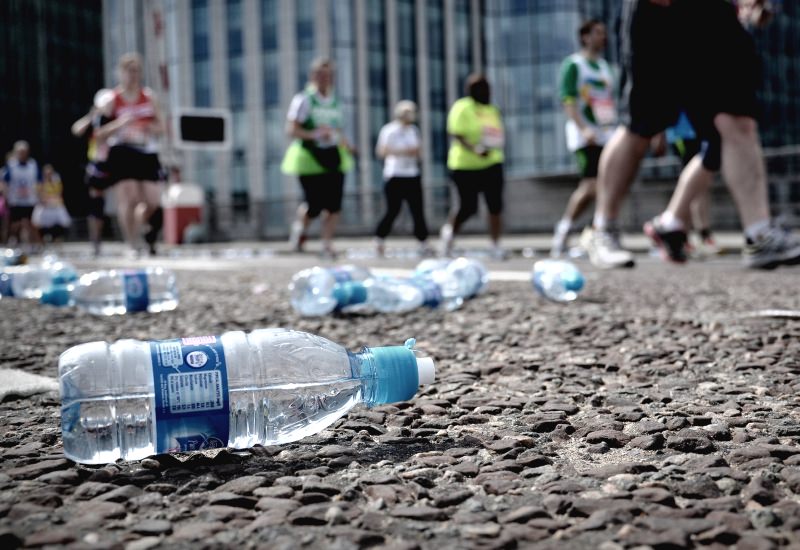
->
[689,233,721,259]
[289,220,306,252]
[439,223,454,257]
[643,217,688,263]
[490,244,508,261]
[550,227,569,258]
[375,238,386,258]
[580,227,636,269]
[743,226,800,269]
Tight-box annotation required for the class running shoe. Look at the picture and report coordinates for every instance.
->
[439,223,454,257]
[288,220,306,252]
[743,226,800,269]
[580,227,635,269]
[643,216,688,263]
[550,225,569,258]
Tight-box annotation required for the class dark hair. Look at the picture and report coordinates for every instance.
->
[579,19,604,47]
[465,73,490,103]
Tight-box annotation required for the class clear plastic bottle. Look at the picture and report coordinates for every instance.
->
[1,248,27,266]
[532,259,585,302]
[63,268,179,315]
[7,257,77,299]
[414,257,489,310]
[58,329,435,464]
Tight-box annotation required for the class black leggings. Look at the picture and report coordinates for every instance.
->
[451,164,504,227]
[375,176,429,241]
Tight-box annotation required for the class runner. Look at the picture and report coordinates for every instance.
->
[551,19,616,258]
[281,57,355,258]
[2,141,42,251]
[374,100,430,257]
[581,0,799,269]
[441,73,506,259]
[32,164,71,245]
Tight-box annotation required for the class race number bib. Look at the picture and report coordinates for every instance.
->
[481,126,505,149]
[590,97,617,126]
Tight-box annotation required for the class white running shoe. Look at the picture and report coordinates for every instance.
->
[580,227,635,269]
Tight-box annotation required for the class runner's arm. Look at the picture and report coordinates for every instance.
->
[71,109,95,137]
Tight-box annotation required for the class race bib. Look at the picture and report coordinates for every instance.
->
[590,97,617,126]
[481,126,505,149]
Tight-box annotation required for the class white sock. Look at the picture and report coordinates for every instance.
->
[556,218,572,235]
[744,219,771,241]
[593,213,609,231]
[658,211,685,232]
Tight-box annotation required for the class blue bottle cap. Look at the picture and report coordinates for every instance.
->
[41,284,72,306]
[563,269,585,292]
[333,281,368,308]
[368,343,421,404]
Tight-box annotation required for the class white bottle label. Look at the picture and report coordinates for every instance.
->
[149,335,229,453]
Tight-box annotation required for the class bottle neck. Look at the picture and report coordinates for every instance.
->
[350,345,420,406]
[333,281,368,309]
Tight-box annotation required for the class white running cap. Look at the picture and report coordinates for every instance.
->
[416,357,435,385]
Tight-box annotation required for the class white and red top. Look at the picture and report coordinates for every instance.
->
[109,87,159,153]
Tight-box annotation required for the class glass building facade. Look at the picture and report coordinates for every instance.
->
[0,0,104,217]
[102,0,800,237]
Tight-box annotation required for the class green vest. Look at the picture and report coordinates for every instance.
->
[281,87,353,176]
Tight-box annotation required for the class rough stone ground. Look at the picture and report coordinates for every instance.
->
[1,253,799,549]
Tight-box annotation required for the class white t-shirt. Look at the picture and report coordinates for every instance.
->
[376,121,420,179]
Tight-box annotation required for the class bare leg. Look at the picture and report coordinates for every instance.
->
[488,213,502,245]
[116,179,142,249]
[140,181,162,222]
[321,211,340,253]
[564,178,597,221]
[714,113,770,229]
[595,127,651,225]
[690,189,712,233]
[664,154,715,226]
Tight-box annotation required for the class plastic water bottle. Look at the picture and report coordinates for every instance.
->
[58,329,435,464]
[532,259,585,302]
[414,257,489,310]
[4,258,78,299]
[46,268,179,315]
[1,248,27,266]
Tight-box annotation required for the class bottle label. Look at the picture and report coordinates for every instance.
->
[123,271,150,312]
[149,335,229,453]
[412,277,442,308]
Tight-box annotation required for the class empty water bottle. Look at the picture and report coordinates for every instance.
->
[4,257,77,299]
[532,259,584,302]
[54,268,179,315]
[59,329,435,464]
[1,248,27,266]
[414,257,488,310]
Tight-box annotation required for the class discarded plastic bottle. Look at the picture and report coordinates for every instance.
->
[414,257,489,310]
[3,258,78,300]
[44,268,179,314]
[532,259,584,302]
[58,329,435,464]
[1,248,27,266]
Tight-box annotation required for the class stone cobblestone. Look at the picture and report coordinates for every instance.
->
[0,255,799,549]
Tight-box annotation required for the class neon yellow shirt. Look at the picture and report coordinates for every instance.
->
[447,97,504,171]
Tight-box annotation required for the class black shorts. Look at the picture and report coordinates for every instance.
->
[299,172,345,217]
[85,161,115,190]
[9,206,34,223]
[670,138,721,172]
[450,163,505,215]
[107,145,162,183]
[575,145,603,179]
[619,0,759,140]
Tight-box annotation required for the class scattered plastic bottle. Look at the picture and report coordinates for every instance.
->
[1,248,27,266]
[58,329,435,464]
[46,268,179,315]
[289,265,385,316]
[2,257,78,300]
[414,257,489,310]
[532,259,585,302]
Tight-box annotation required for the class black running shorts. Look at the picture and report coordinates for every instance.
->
[299,172,346,217]
[619,0,759,140]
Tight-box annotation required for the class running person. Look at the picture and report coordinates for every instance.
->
[2,141,42,250]
[281,57,355,258]
[644,113,721,262]
[581,0,799,269]
[374,100,430,257]
[551,19,617,257]
[96,53,165,256]
[32,164,71,244]
[71,89,115,257]
[441,74,506,259]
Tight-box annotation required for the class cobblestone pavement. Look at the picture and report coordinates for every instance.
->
[1,251,799,549]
